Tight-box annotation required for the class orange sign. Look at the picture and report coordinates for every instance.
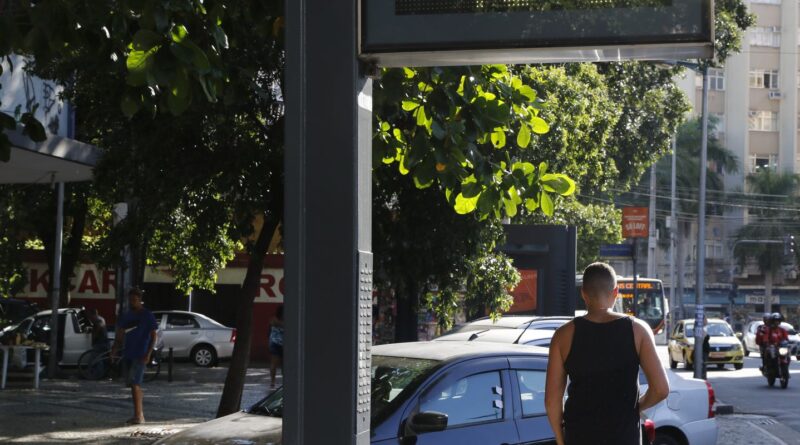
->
[508,269,538,313]
[622,207,649,238]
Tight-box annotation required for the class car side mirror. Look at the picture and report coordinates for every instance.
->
[735,332,743,339]
[408,411,448,434]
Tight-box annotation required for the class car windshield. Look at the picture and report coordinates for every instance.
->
[686,322,733,337]
[248,355,440,426]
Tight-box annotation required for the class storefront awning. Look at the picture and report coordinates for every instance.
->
[0,129,102,183]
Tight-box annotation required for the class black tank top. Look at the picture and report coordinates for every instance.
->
[563,316,641,445]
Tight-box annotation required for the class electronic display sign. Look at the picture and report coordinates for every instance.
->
[360,0,714,67]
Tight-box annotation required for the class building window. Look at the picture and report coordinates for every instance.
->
[749,69,779,89]
[748,110,779,131]
[749,154,779,172]
[708,68,725,91]
[750,27,781,47]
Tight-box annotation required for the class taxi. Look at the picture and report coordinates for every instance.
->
[668,318,744,370]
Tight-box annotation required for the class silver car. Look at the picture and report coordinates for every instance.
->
[152,311,236,367]
[742,320,800,360]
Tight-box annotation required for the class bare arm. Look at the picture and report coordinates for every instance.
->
[111,327,124,356]
[142,329,158,364]
[635,319,669,412]
[545,325,570,445]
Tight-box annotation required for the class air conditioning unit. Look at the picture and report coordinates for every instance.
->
[768,90,783,100]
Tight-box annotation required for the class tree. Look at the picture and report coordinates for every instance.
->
[733,169,800,313]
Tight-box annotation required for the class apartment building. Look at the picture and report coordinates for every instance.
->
[664,0,800,324]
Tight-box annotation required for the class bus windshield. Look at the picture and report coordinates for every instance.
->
[615,280,665,333]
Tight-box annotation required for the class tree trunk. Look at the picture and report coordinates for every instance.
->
[765,269,774,314]
[394,278,419,343]
[59,188,88,308]
[216,211,280,417]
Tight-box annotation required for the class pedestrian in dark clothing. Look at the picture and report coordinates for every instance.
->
[86,308,109,351]
[111,288,158,425]
[269,305,284,390]
[545,262,669,445]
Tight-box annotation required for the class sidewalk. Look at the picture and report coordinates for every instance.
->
[0,362,277,444]
[718,414,800,445]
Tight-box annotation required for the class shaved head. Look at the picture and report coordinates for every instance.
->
[582,262,617,299]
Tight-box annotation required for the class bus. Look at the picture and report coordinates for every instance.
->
[576,276,668,344]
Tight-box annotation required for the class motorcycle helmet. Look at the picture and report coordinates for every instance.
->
[770,312,783,325]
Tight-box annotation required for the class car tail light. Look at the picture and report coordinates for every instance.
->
[706,380,716,418]
[230,329,237,343]
[644,419,656,444]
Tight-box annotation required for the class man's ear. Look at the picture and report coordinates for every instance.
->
[612,287,619,297]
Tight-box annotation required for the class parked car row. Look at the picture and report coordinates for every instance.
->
[156,314,719,445]
[0,308,235,367]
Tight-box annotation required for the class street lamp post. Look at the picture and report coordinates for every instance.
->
[694,65,709,379]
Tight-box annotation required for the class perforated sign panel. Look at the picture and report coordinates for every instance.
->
[360,0,713,67]
[356,251,373,433]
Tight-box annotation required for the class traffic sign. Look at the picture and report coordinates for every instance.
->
[599,243,634,259]
[622,207,649,238]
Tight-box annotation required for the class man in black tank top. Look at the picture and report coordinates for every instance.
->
[544,262,669,445]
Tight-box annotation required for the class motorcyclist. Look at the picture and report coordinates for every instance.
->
[759,313,789,372]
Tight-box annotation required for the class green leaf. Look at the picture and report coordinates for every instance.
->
[524,198,539,212]
[540,192,554,216]
[541,173,576,196]
[167,69,192,116]
[531,116,550,134]
[516,124,531,148]
[431,121,446,140]
[415,106,428,128]
[401,100,419,111]
[171,24,189,43]
[403,67,415,79]
[490,128,506,149]
[121,93,141,119]
[132,29,163,51]
[461,181,483,198]
[512,162,535,176]
[174,39,211,71]
[20,113,46,141]
[503,198,517,217]
[211,25,229,49]
[517,85,537,102]
[455,192,480,214]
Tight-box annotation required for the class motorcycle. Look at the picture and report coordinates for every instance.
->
[762,340,791,389]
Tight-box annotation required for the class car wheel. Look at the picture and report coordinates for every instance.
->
[734,363,743,370]
[669,356,678,369]
[716,364,725,370]
[192,344,217,367]
[744,348,750,357]
[652,431,681,445]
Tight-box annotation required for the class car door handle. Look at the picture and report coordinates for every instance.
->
[190,331,198,335]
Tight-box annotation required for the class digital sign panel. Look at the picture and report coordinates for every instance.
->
[360,0,714,67]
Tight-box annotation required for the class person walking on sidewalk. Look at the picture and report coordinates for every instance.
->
[268,305,284,390]
[545,262,669,445]
[111,287,158,425]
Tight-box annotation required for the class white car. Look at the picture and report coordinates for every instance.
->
[442,315,572,335]
[435,327,555,348]
[151,311,236,367]
[441,321,718,445]
[742,321,800,359]
[0,308,93,366]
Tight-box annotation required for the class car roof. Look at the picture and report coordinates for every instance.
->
[372,341,548,362]
[461,315,572,329]
[436,328,555,344]
[33,308,81,317]
[680,318,728,325]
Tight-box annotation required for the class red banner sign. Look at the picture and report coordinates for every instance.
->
[622,207,649,238]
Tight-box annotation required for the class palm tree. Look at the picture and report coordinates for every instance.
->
[733,169,800,313]
[654,116,738,319]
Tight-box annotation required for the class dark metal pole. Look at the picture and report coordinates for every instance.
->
[285,0,372,443]
[694,66,709,379]
[633,237,638,318]
[47,181,64,379]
